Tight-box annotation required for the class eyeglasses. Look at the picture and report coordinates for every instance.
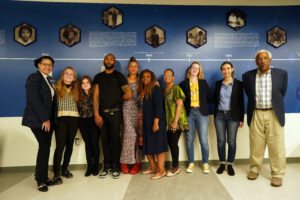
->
[40,63,53,67]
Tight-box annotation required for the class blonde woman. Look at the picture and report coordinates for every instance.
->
[53,66,79,184]
[179,62,212,174]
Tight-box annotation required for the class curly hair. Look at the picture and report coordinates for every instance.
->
[138,69,156,99]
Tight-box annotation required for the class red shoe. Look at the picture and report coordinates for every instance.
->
[121,164,129,174]
[130,163,141,175]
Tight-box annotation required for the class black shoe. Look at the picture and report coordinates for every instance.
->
[46,179,55,186]
[53,176,63,185]
[37,183,48,192]
[99,167,112,179]
[227,165,235,176]
[92,168,99,176]
[61,170,73,178]
[112,170,120,179]
[216,164,225,174]
[85,169,92,177]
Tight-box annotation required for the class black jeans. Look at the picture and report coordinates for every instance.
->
[79,117,100,170]
[99,110,122,170]
[167,130,182,168]
[31,127,53,184]
[53,116,79,176]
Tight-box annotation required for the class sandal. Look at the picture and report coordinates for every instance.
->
[141,168,156,174]
[151,171,166,180]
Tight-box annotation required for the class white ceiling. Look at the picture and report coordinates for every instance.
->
[16,0,300,6]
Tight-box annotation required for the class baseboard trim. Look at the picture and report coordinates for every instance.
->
[1,157,299,173]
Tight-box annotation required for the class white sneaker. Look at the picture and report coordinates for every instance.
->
[186,163,195,173]
[202,163,211,174]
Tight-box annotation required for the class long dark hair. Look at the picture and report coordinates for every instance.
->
[138,69,156,99]
[78,75,93,103]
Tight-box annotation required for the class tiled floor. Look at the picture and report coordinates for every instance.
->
[0,163,299,200]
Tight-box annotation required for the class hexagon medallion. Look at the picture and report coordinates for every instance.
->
[227,8,246,30]
[14,23,36,46]
[59,24,81,47]
[187,26,207,48]
[267,26,287,48]
[102,7,123,29]
[145,25,165,48]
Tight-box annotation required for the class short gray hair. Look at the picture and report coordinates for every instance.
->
[254,50,272,60]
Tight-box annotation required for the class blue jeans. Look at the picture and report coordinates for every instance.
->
[186,108,209,163]
[214,111,240,163]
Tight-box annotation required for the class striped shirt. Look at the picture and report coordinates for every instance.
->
[57,89,79,117]
[255,68,272,109]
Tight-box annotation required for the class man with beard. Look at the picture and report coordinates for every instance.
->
[93,54,132,179]
[242,50,288,187]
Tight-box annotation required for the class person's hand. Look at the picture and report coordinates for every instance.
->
[94,114,104,128]
[152,123,159,133]
[239,122,244,128]
[171,121,178,132]
[42,120,51,132]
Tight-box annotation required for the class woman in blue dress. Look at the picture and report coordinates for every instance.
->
[138,69,168,180]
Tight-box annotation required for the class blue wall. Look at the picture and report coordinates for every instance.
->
[0,1,299,116]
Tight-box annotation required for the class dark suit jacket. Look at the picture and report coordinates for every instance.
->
[22,71,57,128]
[179,78,212,116]
[242,68,288,126]
[214,79,244,122]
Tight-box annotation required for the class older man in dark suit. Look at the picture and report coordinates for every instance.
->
[242,50,288,187]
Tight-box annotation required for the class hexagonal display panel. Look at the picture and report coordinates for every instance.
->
[267,26,287,48]
[102,7,123,29]
[187,26,207,48]
[14,23,36,46]
[227,8,246,30]
[59,24,81,47]
[145,25,165,48]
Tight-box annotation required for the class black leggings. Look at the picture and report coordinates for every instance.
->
[79,117,100,170]
[167,130,181,168]
[53,116,79,176]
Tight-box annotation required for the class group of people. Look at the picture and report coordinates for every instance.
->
[22,49,288,192]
